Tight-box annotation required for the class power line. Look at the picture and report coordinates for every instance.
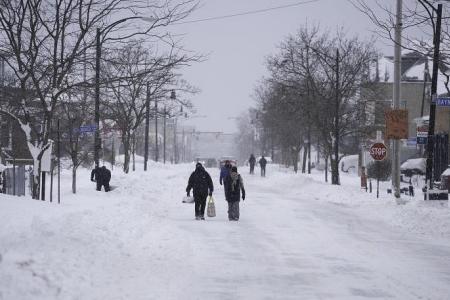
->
[173,0,320,25]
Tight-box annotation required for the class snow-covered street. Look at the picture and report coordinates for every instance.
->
[1,163,450,300]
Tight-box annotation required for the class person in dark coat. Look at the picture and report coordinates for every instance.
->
[248,154,256,174]
[259,156,267,177]
[186,163,214,220]
[94,166,111,192]
[91,166,100,182]
[224,166,246,221]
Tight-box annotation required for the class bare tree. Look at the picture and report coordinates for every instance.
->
[350,0,450,92]
[103,40,195,173]
[251,25,379,184]
[0,0,198,198]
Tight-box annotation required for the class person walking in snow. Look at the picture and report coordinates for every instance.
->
[259,156,267,177]
[91,166,100,183]
[224,166,246,221]
[186,162,214,220]
[95,166,111,192]
[249,154,256,174]
[220,160,232,186]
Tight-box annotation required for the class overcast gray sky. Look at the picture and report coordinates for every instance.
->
[172,0,391,133]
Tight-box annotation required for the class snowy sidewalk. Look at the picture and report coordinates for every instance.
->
[1,163,449,299]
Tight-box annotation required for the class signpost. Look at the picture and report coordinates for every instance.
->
[370,142,387,198]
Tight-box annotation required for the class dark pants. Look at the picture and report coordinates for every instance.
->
[250,164,255,174]
[261,167,266,177]
[96,181,110,192]
[228,201,240,220]
[194,195,207,217]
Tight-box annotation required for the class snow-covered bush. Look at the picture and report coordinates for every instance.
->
[367,159,392,181]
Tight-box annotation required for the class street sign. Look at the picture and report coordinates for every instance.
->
[416,124,428,145]
[436,97,450,106]
[76,124,97,133]
[370,143,387,161]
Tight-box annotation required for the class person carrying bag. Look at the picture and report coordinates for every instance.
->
[224,166,246,221]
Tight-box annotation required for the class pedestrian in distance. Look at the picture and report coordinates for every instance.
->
[259,156,267,177]
[219,160,232,199]
[92,165,111,192]
[219,160,232,185]
[224,166,246,221]
[186,162,214,220]
[249,154,256,174]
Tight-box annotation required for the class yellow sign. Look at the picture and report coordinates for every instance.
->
[385,109,408,139]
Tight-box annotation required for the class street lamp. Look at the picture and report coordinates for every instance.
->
[162,90,177,164]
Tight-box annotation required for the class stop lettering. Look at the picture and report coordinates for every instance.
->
[370,143,387,161]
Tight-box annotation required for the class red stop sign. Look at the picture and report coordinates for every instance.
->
[370,143,387,161]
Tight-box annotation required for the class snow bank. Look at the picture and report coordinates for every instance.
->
[0,162,449,299]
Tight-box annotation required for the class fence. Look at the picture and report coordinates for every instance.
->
[1,166,26,196]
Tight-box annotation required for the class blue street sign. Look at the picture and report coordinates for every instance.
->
[436,97,450,106]
[74,124,97,133]
[417,136,427,145]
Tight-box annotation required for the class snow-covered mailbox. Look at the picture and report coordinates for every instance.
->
[422,166,449,200]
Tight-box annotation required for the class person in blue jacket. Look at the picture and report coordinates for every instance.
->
[220,160,232,186]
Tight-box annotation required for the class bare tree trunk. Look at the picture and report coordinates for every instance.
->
[293,147,300,173]
[302,146,307,173]
[122,135,131,174]
[307,141,311,174]
[72,166,77,194]
[132,133,136,172]
[325,155,329,183]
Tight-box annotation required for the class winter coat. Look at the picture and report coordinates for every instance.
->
[219,165,231,185]
[91,167,100,182]
[224,172,245,202]
[249,155,256,166]
[259,157,267,168]
[186,167,214,197]
[95,167,111,184]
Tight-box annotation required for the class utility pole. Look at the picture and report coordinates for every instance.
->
[163,106,166,164]
[173,118,178,164]
[425,3,443,193]
[155,98,159,162]
[182,128,185,162]
[392,0,402,199]
[0,58,4,86]
[57,119,61,204]
[144,82,150,171]
[94,28,101,168]
[333,48,340,185]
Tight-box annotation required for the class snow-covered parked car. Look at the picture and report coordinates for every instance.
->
[339,155,358,173]
[400,158,426,177]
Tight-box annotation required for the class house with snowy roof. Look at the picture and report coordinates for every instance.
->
[362,51,449,174]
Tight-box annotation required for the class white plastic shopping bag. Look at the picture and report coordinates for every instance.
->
[182,195,194,203]
[207,196,216,217]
